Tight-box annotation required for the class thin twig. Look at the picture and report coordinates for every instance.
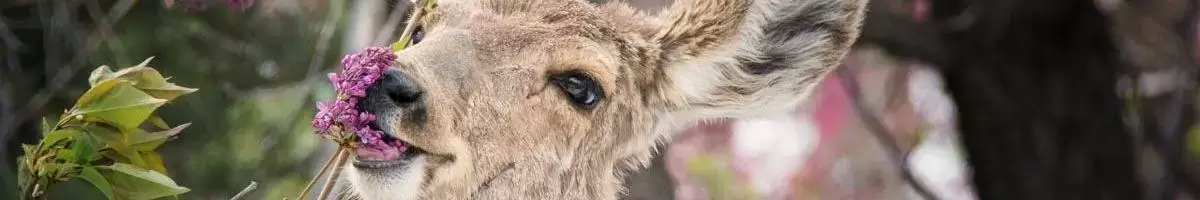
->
[296,146,344,200]
[83,0,129,66]
[392,0,433,51]
[0,17,23,73]
[835,67,940,200]
[277,0,346,138]
[304,0,345,78]
[32,182,45,200]
[317,148,351,200]
[189,22,267,61]
[229,181,259,200]
[20,178,36,200]
[371,1,412,46]
[296,1,347,198]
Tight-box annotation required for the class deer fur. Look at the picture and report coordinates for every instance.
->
[340,0,867,199]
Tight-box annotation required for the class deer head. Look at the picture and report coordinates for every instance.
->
[343,0,867,199]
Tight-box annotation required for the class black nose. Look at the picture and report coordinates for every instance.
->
[369,69,423,106]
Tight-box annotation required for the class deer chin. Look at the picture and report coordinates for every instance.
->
[345,147,428,200]
[345,120,429,200]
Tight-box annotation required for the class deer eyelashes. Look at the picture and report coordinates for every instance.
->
[550,72,604,109]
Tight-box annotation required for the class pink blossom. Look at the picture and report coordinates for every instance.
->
[313,46,396,149]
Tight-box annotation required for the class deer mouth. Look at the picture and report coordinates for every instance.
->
[352,124,423,169]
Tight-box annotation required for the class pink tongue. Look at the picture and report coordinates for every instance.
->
[356,144,407,161]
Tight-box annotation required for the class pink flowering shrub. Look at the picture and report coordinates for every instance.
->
[312,46,397,150]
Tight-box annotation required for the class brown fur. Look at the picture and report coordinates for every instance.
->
[342,0,868,199]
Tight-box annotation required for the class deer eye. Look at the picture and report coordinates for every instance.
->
[411,26,425,45]
[550,73,603,109]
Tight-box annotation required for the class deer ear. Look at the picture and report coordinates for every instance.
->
[649,0,867,118]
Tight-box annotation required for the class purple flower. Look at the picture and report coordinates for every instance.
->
[227,0,254,11]
[313,46,396,149]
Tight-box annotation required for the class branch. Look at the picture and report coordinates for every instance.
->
[0,17,24,74]
[316,148,350,200]
[835,67,940,200]
[229,181,258,200]
[295,144,341,200]
[371,1,412,46]
[294,1,349,199]
[304,0,345,79]
[84,0,130,66]
[20,177,35,199]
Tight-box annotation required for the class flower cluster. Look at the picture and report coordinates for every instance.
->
[313,46,395,149]
[226,0,255,11]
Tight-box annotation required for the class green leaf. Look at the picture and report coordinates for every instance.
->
[85,125,146,167]
[98,163,189,200]
[75,80,123,111]
[127,130,164,152]
[77,167,115,200]
[112,144,147,168]
[139,85,198,102]
[16,157,29,191]
[20,145,36,160]
[97,58,198,101]
[41,162,81,181]
[123,66,196,101]
[131,123,189,151]
[85,123,126,148]
[89,65,117,87]
[101,58,161,87]
[20,145,41,176]
[72,81,167,131]
[71,137,97,164]
[41,129,87,149]
[41,118,54,133]
[146,116,171,130]
[139,152,168,174]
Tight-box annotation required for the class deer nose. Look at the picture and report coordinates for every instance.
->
[369,68,423,106]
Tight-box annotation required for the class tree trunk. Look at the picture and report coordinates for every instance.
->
[932,0,1143,199]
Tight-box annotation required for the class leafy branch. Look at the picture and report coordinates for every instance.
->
[18,58,196,200]
[835,67,939,200]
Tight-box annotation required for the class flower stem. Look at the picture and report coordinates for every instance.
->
[22,179,42,200]
[391,0,436,51]
[21,179,35,200]
[296,148,344,200]
[35,183,49,200]
[317,147,351,200]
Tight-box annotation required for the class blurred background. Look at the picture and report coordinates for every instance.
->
[0,0,1197,199]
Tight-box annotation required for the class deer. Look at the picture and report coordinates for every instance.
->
[342,0,868,199]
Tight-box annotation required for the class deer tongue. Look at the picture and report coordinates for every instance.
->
[356,142,409,161]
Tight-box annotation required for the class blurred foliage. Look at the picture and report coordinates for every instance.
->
[1189,126,1200,156]
[4,0,349,199]
[686,155,758,200]
[121,2,345,199]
